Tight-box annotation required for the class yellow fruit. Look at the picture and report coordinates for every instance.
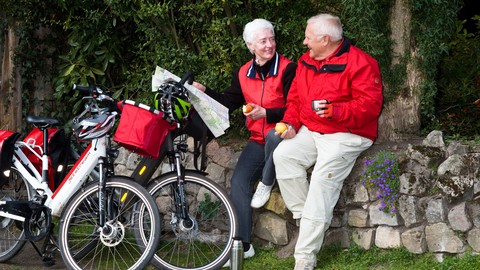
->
[242,103,253,113]
[275,122,288,134]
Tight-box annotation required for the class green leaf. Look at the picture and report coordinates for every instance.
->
[91,67,105,75]
[62,64,76,76]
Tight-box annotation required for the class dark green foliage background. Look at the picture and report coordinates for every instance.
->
[1,0,478,139]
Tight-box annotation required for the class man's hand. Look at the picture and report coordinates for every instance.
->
[312,99,333,118]
[275,123,296,139]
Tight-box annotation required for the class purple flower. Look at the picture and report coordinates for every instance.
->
[361,151,400,215]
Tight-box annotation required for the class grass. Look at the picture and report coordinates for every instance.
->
[243,243,480,269]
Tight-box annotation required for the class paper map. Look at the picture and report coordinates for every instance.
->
[152,66,230,137]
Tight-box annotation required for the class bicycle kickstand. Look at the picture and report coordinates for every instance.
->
[29,222,57,267]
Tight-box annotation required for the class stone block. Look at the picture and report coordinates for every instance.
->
[467,227,480,252]
[399,195,422,227]
[352,228,375,250]
[369,200,401,226]
[324,227,350,248]
[399,173,428,195]
[425,197,447,223]
[348,208,369,228]
[375,226,401,249]
[401,226,427,254]
[448,202,472,232]
[425,223,465,253]
[265,190,292,219]
[253,212,288,245]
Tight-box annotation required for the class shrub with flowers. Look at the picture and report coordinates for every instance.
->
[361,150,400,215]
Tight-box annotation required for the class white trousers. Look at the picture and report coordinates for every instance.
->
[273,126,373,262]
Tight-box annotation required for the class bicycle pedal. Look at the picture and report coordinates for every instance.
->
[42,258,55,267]
[42,254,55,267]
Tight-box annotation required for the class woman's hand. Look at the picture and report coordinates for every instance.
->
[192,81,206,92]
[244,103,266,120]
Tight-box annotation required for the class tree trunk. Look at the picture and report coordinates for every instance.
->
[0,27,22,132]
[377,0,422,142]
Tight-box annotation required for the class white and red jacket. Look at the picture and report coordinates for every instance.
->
[205,52,296,144]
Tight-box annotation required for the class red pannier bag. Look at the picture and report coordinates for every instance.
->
[22,128,69,191]
[0,130,21,187]
[114,100,175,159]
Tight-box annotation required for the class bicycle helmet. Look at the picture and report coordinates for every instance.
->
[154,81,191,124]
[72,112,117,141]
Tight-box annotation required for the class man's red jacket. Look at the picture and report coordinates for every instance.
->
[282,38,383,142]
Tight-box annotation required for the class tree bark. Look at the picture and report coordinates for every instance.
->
[0,27,22,132]
[377,0,422,142]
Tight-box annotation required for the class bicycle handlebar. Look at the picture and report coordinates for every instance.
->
[72,84,118,113]
[73,84,114,101]
[179,71,194,85]
[73,84,99,95]
[73,70,194,115]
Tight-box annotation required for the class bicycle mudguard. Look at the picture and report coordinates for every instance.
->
[130,156,163,186]
[0,130,21,187]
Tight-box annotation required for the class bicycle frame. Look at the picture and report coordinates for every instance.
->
[2,135,108,219]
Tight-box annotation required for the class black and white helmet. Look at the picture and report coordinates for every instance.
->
[154,81,191,124]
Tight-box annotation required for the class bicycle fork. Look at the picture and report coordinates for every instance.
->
[97,157,107,227]
[171,144,195,231]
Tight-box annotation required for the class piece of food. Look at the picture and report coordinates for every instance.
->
[275,122,288,134]
[242,103,253,113]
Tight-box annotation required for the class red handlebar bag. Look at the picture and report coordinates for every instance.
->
[0,130,21,187]
[114,100,174,159]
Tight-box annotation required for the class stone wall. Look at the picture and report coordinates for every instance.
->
[114,131,480,261]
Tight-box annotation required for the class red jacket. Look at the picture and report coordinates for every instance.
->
[283,39,383,141]
[239,53,293,143]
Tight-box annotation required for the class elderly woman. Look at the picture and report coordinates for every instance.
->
[193,18,296,266]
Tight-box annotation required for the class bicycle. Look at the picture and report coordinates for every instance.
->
[0,85,161,269]
[113,72,239,270]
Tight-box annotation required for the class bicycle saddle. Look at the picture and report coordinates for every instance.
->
[26,116,59,128]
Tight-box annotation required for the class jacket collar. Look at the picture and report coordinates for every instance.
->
[246,52,280,78]
[301,38,351,72]
[334,37,350,58]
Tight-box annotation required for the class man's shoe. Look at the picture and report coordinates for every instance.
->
[251,182,273,208]
[222,244,255,268]
[293,259,315,270]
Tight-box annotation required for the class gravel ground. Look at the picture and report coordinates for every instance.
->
[0,242,65,270]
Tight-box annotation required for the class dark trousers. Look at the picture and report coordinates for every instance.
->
[230,129,282,244]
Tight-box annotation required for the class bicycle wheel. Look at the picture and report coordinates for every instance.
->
[144,171,238,270]
[58,176,160,270]
[0,168,35,262]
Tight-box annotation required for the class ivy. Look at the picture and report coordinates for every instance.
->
[341,0,399,103]
[433,16,480,138]
[408,0,462,128]
[1,0,472,139]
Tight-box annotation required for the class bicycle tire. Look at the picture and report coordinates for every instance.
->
[58,176,161,270]
[0,168,35,262]
[144,171,238,270]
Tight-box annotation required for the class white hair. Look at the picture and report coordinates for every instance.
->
[243,18,275,44]
[307,14,343,42]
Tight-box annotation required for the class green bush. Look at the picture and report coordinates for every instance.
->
[432,15,480,139]
[3,1,478,140]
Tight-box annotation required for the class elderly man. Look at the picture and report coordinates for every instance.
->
[274,13,383,270]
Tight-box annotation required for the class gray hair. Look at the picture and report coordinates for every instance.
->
[307,14,343,42]
[243,18,275,44]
